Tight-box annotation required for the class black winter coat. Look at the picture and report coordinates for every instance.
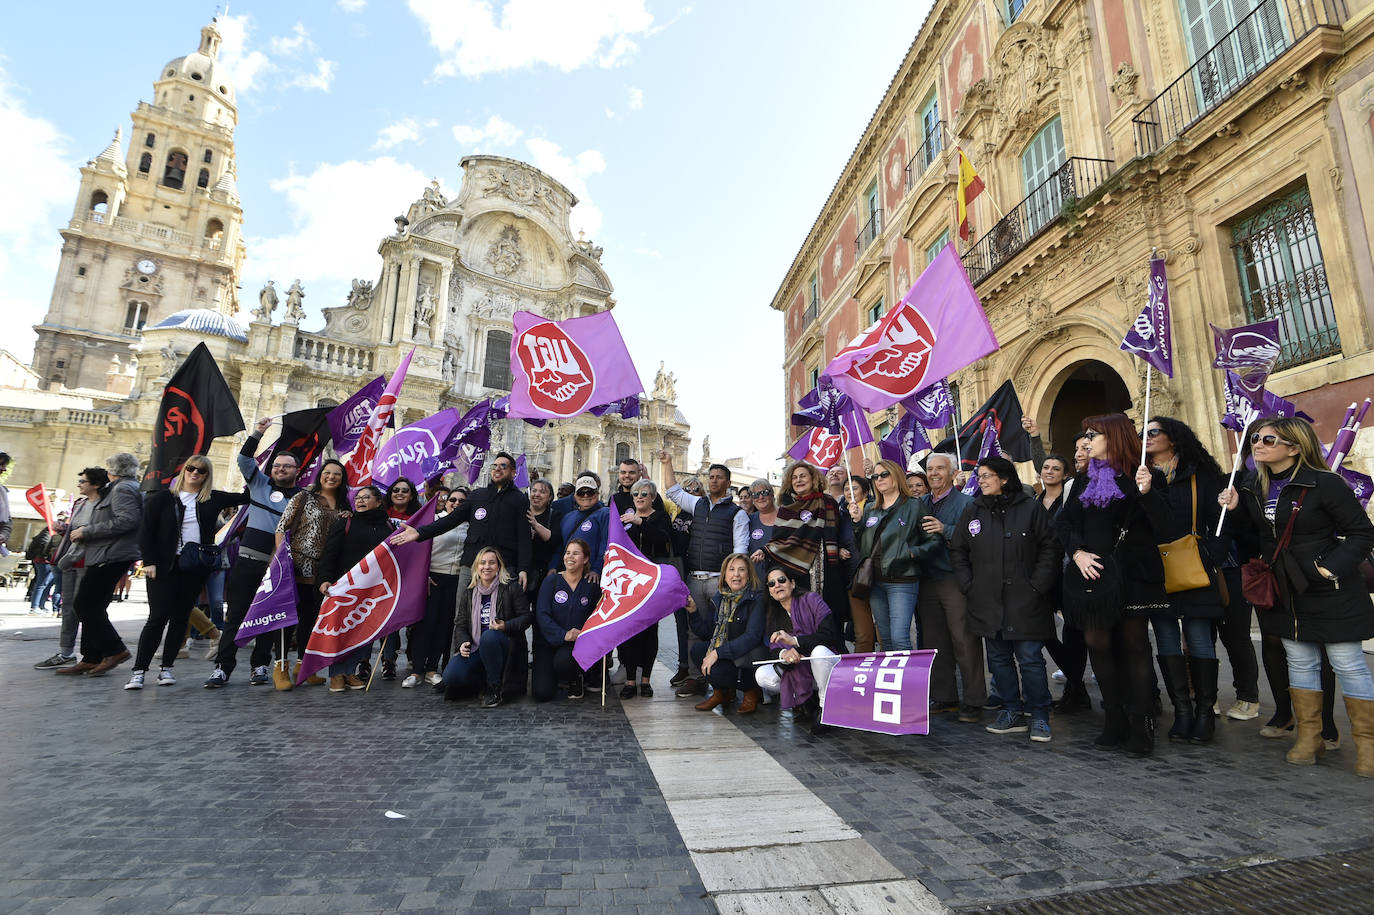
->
[318,508,399,586]
[453,580,531,693]
[1056,466,1172,603]
[950,489,1061,640]
[139,488,249,573]
[1234,466,1374,642]
[417,481,532,573]
[1155,463,1227,618]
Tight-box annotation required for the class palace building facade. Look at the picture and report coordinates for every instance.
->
[771,0,1374,472]
[2,20,689,507]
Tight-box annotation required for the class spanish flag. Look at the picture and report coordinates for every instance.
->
[956,147,985,241]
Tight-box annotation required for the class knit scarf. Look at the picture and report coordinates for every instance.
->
[766,491,839,575]
[468,577,500,648]
[1079,458,1126,508]
[709,587,745,652]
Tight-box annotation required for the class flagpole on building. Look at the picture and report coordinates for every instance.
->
[942,124,1003,218]
[1139,249,1158,469]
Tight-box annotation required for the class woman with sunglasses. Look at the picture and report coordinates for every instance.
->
[1144,416,1229,743]
[126,456,248,689]
[1056,414,1170,756]
[754,568,843,733]
[746,480,778,579]
[1221,417,1374,775]
[386,477,422,520]
[277,458,351,686]
[405,488,467,689]
[849,459,942,653]
[617,479,674,698]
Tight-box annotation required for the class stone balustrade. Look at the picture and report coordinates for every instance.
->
[292,334,377,373]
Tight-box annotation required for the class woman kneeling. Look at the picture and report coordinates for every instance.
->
[686,554,767,713]
[441,547,531,707]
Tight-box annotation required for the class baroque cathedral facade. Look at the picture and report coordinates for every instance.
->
[4,20,690,497]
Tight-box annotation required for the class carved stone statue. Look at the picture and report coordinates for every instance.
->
[347,278,375,310]
[253,280,278,321]
[416,284,436,327]
[284,280,306,322]
[420,179,447,213]
[486,226,523,277]
[652,361,677,403]
[701,435,711,465]
[160,343,181,377]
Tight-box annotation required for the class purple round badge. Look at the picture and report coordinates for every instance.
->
[579,520,593,532]
[800,510,814,522]
[554,590,569,604]
[750,528,764,540]
[865,516,879,528]
[580,597,589,605]
[473,507,488,520]
[968,519,982,536]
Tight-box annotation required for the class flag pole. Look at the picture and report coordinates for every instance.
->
[602,656,607,708]
[942,124,1004,217]
[365,649,381,692]
[1141,369,1153,469]
[1216,445,1245,538]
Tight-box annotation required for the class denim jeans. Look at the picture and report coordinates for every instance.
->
[442,653,486,697]
[1149,615,1217,659]
[1282,639,1374,701]
[205,569,226,629]
[30,564,55,609]
[869,580,919,652]
[328,645,372,678]
[984,637,1051,719]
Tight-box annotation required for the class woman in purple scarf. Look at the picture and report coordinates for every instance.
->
[755,568,845,734]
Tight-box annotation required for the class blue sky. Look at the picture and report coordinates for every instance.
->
[0,0,934,467]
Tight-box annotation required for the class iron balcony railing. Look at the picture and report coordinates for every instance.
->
[1134,0,1348,156]
[803,296,818,326]
[855,210,883,257]
[960,157,1114,285]
[905,125,944,190]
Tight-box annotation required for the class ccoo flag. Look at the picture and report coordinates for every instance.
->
[878,413,932,468]
[506,310,643,420]
[236,535,298,646]
[143,343,245,491]
[823,245,997,411]
[343,350,414,486]
[573,520,690,671]
[1120,257,1174,378]
[820,649,938,735]
[1211,319,1281,407]
[901,379,954,430]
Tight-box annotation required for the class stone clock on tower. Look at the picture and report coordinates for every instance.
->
[30,18,245,392]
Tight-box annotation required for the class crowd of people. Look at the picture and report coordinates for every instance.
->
[24,410,1374,773]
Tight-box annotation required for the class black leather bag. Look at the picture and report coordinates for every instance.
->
[177,542,221,574]
[849,509,897,601]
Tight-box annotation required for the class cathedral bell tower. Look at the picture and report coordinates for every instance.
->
[32,19,246,391]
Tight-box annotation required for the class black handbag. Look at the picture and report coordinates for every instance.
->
[178,542,222,573]
[850,507,898,601]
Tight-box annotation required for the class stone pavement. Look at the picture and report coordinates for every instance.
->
[3,589,1374,913]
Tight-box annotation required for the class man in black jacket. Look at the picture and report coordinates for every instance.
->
[391,451,531,591]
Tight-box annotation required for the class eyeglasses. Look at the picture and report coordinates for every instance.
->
[632,490,653,497]
[1083,431,1100,440]
[872,470,892,480]
[976,472,998,481]
[1250,433,1292,447]
[1145,428,1166,438]
[77,478,89,484]
[184,466,207,475]
[766,578,790,587]
[446,496,461,503]
[492,462,513,471]
[271,463,297,471]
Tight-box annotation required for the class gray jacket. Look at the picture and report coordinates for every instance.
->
[81,478,143,566]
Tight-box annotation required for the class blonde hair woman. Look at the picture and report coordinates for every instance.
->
[440,547,531,707]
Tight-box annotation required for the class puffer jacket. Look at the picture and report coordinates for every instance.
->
[950,488,1061,640]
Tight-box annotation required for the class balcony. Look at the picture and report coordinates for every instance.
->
[905,126,944,190]
[1133,0,1348,156]
[292,334,377,374]
[960,157,1114,285]
[803,296,818,326]
[854,210,883,258]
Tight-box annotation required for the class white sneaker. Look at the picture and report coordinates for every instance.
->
[424,672,443,686]
[123,671,145,690]
[1051,669,1066,682]
[401,674,420,688]
[1227,699,1259,720]
[157,667,176,686]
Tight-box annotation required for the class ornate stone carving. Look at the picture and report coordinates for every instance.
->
[283,280,306,324]
[1109,61,1140,107]
[575,231,604,262]
[252,280,277,321]
[473,291,516,321]
[121,267,164,297]
[343,312,369,335]
[479,165,559,221]
[417,179,448,214]
[1025,296,1060,339]
[486,225,523,277]
[413,283,436,341]
[346,279,374,310]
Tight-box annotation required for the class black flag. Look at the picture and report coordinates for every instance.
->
[931,379,1031,470]
[266,407,333,476]
[143,342,245,491]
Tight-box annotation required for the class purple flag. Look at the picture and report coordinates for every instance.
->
[434,427,490,485]
[297,499,439,684]
[235,536,298,646]
[793,378,846,433]
[572,521,690,670]
[328,375,388,454]
[1121,257,1174,378]
[372,409,463,488]
[819,649,937,735]
[513,454,530,488]
[492,393,547,428]
[1221,371,1312,433]
[878,413,931,467]
[1212,319,1281,407]
[824,245,998,410]
[1339,467,1373,508]
[961,420,1001,496]
[900,380,953,429]
[507,310,644,420]
[589,395,641,419]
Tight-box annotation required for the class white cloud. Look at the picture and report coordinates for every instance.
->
[216,14,271,93]
[0,69,74,361]
[270,23,313,55]
[289,59,337,92]
[216,16,335,93]
[627,86,644,110]
[408,0,654,77]
[374,118,424,150]
[451,114,523,148]
[524,137,605,237]
[338,0,367,11]
[244,158,442,319]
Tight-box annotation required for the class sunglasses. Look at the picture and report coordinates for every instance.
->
[392,488,412,495]
[750,489,772,498]
[1083,431,1100,440]
[632,490,653,497]
[767,577,790,587]
[1250,433,1292,447]
[184,466,207,475]
[576,488,596,496]
[1145,428,1166,438]
[871,470,892,480]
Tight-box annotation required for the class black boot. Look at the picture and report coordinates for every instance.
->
[1054,681,1091,714]
[1188,657,1219,744]
[1158,655,1194,743]
[1094,704,1128,750]
[1123,706,1155,758]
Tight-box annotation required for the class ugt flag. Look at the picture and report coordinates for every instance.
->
[236,535,298,646]
[507,310,643,420]
[343,350,414,486]
[792,378,846,433]
[328,375,389,454]
[823,245,998,410]
[1120,257,1174,378]
[143,343,245,491]
[372,408,463,488]
[1211,319,1281,406]
[1339,467,1373,509]
[25,484,55,535]
[297,499,439,684]
[878,413,931,468]
[901,379,954,429]
[1220,371,1311,433]
[787,402,873,470]
[820,649,938,735]
[573,520,690,671]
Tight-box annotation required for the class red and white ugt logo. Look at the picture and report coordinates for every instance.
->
[585,545,660,632]
[803,426,848,470]
[516,321,594,415]
[843,304,937,396]
[312,546,402,657]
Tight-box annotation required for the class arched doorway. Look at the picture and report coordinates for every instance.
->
[1047,360,1132,455]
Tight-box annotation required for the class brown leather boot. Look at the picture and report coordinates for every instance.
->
[695,688,734,711]
[272,663,293,691]
[738,688,763,714]
[55,661,99,675]
[1287,687,1326,766]
[1343,696,1374,778]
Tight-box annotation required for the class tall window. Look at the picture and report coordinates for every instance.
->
[483,330,513,389]
[925,230,951,265]
[161,150,188,190]
[1021,117,1067,236]
[867,297,885,326]
[858,181,882,253]
[138,153,152,174]
[197,168,210,189]
[89,191,109,223]
[144,132,155,148]
[615,442,631,465]
[124,301,148,333]
[920,93,942,168]
[1006,0,1028,23]
[809,366,820,391]
[203,149,213,163]
[1231,183,1339,371]
[1179,0,1285,111]
[805,273,819,325]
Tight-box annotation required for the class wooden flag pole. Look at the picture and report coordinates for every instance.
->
[365,649,381,692]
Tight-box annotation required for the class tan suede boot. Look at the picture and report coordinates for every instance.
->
[272,662,293,691]
[738,688,763,714]
[1286,687,1326,766]
[695,688,734,712]
[1343,696,1374,778]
